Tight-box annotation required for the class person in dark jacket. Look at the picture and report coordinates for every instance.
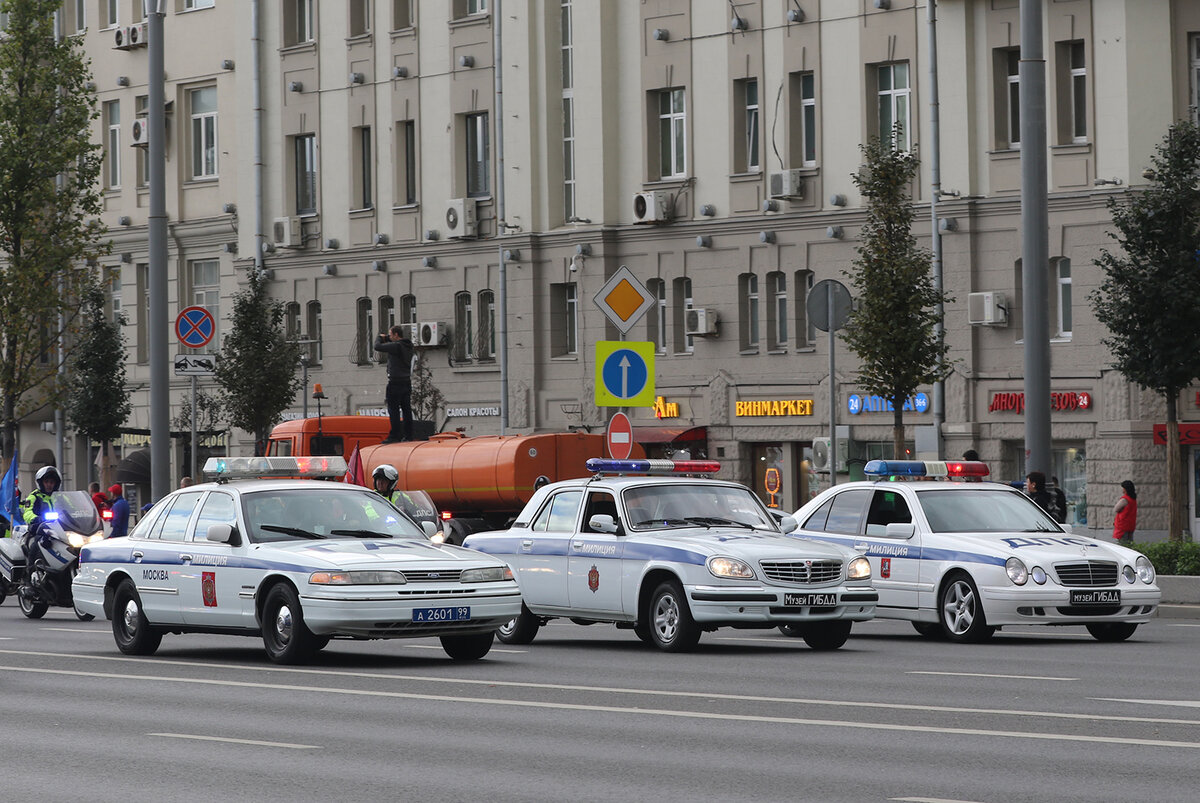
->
[1024,471,1061,521]
[108,483,130,539]
[373,324,415,443]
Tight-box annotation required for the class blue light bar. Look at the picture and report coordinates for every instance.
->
[585,458,722,475]
[864,460,990,478]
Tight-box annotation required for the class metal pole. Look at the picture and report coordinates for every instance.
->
[148,5,170,501]
[190,375,197,481]
[1019,0,1051,475]
[828,287,837,488]
[251,0,264,277]
[494,0,509,435]
[928,0,944,459]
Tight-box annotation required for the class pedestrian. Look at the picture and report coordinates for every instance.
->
[373,324,414,444]
[108,483,130,539]
[89,481,109,515]
[180,476,193,488]
[1113,480,1137,544]
[1049,476,1069,524]
[962,449,980,461]
[1024,471,1060,521]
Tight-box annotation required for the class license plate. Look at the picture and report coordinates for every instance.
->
[412,606,471,622]
[784,593,837,607]
[1069,589,1120,605]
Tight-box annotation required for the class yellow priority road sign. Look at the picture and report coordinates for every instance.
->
[594,341,656,407]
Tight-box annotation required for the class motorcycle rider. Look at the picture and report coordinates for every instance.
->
[19,466,61,564]
[372,464,403,504]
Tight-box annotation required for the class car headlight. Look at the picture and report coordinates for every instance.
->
[847,556,871,580]
[309,570,406,585]
[1005,557,1028,585]
[1136,555,1155,584]
[460,566,514,583]
[1030,566,1047,585]
[67,532,86,548]
[707,556,755,579]
[1122,565,1136,584]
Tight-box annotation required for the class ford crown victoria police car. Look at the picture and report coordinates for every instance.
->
[790,460,1160,642]
[462,459,877,652]
[72,457,522,664]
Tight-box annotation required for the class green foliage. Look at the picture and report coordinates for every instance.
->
[214,270,301,453]
[0,0,107,457]
[65,279,130,442]
[1129,541,1200,575]
[171,389,224,435]
[410,350,444,423]
[841,136,951,450]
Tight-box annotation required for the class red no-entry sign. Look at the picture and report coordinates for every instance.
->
[606,412,633,460]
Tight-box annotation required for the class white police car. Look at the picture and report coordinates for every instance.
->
[72,457,522,664]
[462,458,877,652]
[790,460,1161,642]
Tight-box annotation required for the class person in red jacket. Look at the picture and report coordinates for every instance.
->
[1113,480,1137,543]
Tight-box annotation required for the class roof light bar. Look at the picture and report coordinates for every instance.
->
[864,460,989,479]
[202,456,348,481]
[585,458,722,475]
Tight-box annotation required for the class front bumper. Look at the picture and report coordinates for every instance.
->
[298,584,523,638]
[686,584,877,624]
[979,584,1160,626]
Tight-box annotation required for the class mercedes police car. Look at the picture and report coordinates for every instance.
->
[72,457,522,664]
[462,458,877,652]
[790,460,1161,642]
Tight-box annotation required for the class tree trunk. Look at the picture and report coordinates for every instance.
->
[893,395,905,460]
[1167,392,1185,542]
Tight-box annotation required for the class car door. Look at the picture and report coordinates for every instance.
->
[859,489,921,612]
[516,489,581,609]
[567,491,624,615]
[133,491,204,625]
[181,490,252,628]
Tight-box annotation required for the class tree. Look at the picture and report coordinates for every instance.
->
[214,270,301,455]
[171,389,224,437]
[65,280,130,483]
[841,136,951,457]
[411,350,445,424]
[0,0,107,460]
[1091,119,1200,542]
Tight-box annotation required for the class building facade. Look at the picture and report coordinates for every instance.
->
[12,0,1200,538]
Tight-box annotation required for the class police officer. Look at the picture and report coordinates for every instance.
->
[20,466,61,563]
[372,464,402,503]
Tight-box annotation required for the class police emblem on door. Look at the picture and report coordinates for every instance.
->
[202,571,218,607]
[588,564,600,593]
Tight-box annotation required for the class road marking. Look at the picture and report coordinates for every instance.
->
[400,644,527,654]
[891,798,986,803]
[1095,698,1200,709]
[4,664,1199,751]
[1168,623,1200,628]
[1,649,1195,728]
[908,670,1077,682]
[43,628,106,634]
[149,733,319,749]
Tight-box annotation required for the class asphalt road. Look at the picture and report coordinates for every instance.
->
[1,606,1196,803]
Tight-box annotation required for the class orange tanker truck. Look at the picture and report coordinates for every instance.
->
[266,418,644,543]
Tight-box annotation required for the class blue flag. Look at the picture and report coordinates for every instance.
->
[0,448,18,524]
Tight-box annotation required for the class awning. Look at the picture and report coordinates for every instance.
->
[634,426,707,444]
[115,448,152,484]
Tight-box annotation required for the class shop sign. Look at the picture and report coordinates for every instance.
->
[735,399,814,417]
[121,433,151,447]
[848,393,929,415]
[356,408,389,417]
[445,405,501,417]
[1152,423,1200,445]
[988,391,1092,414]
[652,396,680,419]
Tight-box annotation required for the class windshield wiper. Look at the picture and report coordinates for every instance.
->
[330,529,395,539]
[1021,525,1057,532]
[260,524,326,539]
[684,516,754,530]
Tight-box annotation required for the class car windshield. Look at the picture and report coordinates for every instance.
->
[622,484,776,531]
[242,488,427,544]
[916,488,1062,534]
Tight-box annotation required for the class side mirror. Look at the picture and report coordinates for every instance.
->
[775,514,799,534]
[421,520,438,539]
[884,522,916,539]
[588,514,619,534]
[206,523,239,544]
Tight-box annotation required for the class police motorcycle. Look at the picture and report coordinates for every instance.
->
[0,487,105,620]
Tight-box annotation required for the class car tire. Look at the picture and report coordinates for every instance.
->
[647,580,701,653]
[633,621,654,643]
[18,590,49,619]
[496,604,540,645]
[912,621,942,638]
[777,624,805,638]
[1086,622,1138,642]
[441,631,494,661]
[261,584,321,665]
[74,603,95,622]
[938,573,995,643]
[112,579,163,656]
[802,621,852,651]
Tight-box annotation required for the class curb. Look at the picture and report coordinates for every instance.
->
[1157,603,1200,620]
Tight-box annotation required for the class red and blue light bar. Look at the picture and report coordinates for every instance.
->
[585,458,722,475]
[864,460,990,479]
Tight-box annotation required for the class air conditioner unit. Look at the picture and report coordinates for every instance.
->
[417,321,447,347]
[768,169,805,200]
[113,26,132,50]
[127,22,148,47]
[444,198,478,238]
[130,118,149,147]
[684,308,718,337]
[633,190,670,224]
[967,291,1008,326]
[272,216,303,249]
[811,437,849,473]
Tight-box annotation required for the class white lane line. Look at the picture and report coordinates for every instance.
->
[1,649,1195,728]
[714,636,803,645]
[400,644,527,654]
[891,798,987,803]
[6,664,1200,751]
[43,628,106,634]
[149,732,319,749]
[1094,698,1200,709]
[1168,623,1200,628]
[908,670,1077,682]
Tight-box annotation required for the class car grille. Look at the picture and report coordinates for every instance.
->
[759,559,842,585]
[401,569,464,583]
[1054,561,1118,587]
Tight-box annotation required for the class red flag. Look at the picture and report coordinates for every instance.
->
[344,443,366,486]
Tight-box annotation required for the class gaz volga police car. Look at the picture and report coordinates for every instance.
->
[790,460,1161,643]
[72,457,521,664]
[462,458,877,652]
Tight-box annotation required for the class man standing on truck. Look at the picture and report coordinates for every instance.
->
[374,324,414,443]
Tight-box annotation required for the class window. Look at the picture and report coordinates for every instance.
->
[104,100,121,188]
[104,0,118,28]
[478,289,496,360]
[551,283,577,357]
[561,1,576,221]
[646,278,667,354]
[1058,40,1087,143]
[285,302,301,342]
[159,493,203,542]
[353,125,373,209]
[1054,258,1072,338]
[673,277,694,354]
[189,86,218,179]
[1191,34,1200,125]
[349,0,370,36]
[184,0,216,10]
[455,291,473,361]
[396,120,417,205]
[306,300,323,364]
[734,78,760,173]
[377,295,395,362]
[135,95,149,187]
[767,271,787,350]
[189,259,220,354]
[354,297,373,364]
[794,270,814,347]
[739,273,759,349]
[531,490,581,532]
[790,71,817,167]
[294,134,317,215]
[73,0,86,32]
[109,268,122,324]
[400,294,417,331]
[393,0,413,30]
[287,0,314,45]
[876,62,910,151]
[192,492,236,543]
[656,88,687,179]
[995,48,1021,149]
[465,112,490,198]
[455,0,488,17]
[136,263,149,363]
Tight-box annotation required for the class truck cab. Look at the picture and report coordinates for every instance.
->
[266,416,391,462]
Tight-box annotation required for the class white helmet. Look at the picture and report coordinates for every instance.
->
[372,464,399,489]
[35,465,62,493]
